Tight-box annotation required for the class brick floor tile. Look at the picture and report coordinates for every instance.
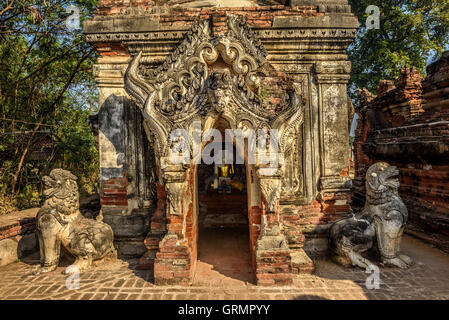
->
[0,236,448,300]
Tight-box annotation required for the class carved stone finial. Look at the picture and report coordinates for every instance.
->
[226,14,267,63]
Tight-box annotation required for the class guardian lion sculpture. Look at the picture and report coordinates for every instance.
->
[329,162,413,269]
[33,169,115,275]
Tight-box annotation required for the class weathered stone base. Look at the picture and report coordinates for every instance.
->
[102,208,151,258]
[0,234,38,267]
[141,244,316,286]
[135,235,161,270]
[153,235,193,286]
[291,249,315,274]
[256,249,294,286]
[135,200,345,285]
[138,227,317,286]
[0,209,38,266]
[136,205,167,270]
[302,224,333,257]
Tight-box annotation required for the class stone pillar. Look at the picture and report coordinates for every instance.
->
[94,54,152,258]
[255,167,294,286]
[94,55,130,210]
[315,61,352,221]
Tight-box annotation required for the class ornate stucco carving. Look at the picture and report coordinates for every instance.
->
[281,120,302,196]
[84,29,358,45]
[161,162,189,216]
[258,169,283,213]
[165,182,185,216]
[226,14,267,63]
[124,15,304,215]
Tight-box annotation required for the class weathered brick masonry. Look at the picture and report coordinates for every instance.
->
[84,0,358,285]
[0,209,37,266]
[354,51,449,253]
[0,217,35,242]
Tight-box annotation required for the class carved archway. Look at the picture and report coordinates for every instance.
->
[124,15,304,285]
[126,15,303,209]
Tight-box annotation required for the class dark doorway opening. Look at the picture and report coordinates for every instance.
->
[194,148,255,285]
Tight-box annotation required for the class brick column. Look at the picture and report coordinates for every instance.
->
[153,163,195,285]
[255,167,294,286]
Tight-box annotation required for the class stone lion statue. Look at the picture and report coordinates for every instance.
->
[329,162,413,269]
[33,169,115,275]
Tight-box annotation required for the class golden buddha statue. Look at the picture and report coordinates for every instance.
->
[219,163,234,178]
[218,163,233,194]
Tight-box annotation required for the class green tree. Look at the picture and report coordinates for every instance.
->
[348,0,449,97]
[0,0,100,213]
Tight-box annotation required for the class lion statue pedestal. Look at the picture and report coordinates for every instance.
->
[33,169,116,275]
[329,162,413,269]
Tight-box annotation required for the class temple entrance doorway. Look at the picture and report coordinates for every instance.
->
[193,142,255,285]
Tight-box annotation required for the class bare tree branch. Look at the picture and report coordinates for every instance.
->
[0,0,15,17]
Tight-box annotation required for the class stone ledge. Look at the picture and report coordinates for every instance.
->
[291,249,314,274]
[0,208,39,267]
[0,208,38,240]
[84,5,358,37]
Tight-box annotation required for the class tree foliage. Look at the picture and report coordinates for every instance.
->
[348,0,449,98]
[0,0,100,213]
[1,0,448,213]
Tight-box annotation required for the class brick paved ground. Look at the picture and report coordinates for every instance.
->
[0,235,448,300]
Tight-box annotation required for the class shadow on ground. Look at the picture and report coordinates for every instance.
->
[301,234,449,300]
[11,233,449,300]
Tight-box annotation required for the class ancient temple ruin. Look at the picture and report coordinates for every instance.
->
[84,0,358,285]
[354,52,449,254]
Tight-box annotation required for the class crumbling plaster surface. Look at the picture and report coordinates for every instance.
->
[84,0,358,283]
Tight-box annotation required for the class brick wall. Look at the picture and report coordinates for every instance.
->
[0,209,36,241]
[0,208,38,266]
[353,51,449,252]
[100,177,129,207]
[249,205,262,269]
[87,0,357,284]
[94,2,323,31]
